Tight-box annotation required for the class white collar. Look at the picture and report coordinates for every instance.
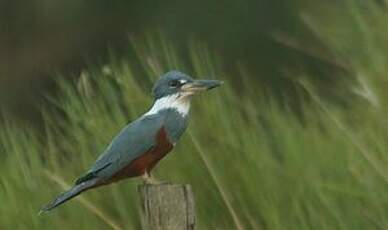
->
[144,93,191,117]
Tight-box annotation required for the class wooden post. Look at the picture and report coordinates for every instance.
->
[138,183,195,230]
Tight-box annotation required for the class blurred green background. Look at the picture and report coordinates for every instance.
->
[1,0,352,122]
[2,0,388,229]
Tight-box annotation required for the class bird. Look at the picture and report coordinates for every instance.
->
[40,70,222,213]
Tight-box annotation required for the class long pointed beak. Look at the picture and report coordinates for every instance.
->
[181,79,223,93]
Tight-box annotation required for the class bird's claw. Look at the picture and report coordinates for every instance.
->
[142,173,168,185]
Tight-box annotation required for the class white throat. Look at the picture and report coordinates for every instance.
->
[144,93,191,117]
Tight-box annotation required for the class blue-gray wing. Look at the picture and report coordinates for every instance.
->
[75,114,164,184]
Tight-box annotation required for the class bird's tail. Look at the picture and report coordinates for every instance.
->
[39,179,98,214]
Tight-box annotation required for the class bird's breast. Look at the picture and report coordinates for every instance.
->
[161,109,190,143]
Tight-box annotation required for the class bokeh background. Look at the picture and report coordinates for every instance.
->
[2,0,388,229]
[1,0,352,122]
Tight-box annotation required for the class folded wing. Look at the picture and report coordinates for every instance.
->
[76,114,165,185]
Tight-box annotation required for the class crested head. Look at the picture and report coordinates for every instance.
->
[145,70,223,117]
[152,71,194,100]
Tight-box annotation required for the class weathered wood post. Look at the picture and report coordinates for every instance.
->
[138,183,195,230]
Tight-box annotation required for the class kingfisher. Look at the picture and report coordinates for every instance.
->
[40,70,222,213]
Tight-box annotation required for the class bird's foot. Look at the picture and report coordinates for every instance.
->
[141,173,168,185]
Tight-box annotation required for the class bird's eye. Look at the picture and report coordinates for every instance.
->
[168,80,180,88]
